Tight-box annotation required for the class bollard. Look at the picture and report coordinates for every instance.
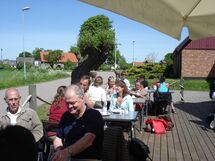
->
[29,84,37,110]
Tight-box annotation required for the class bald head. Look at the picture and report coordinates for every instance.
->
[65,85,84,99]
[5,88,20,100]
[65,85,85,118]
[4,88,21,114]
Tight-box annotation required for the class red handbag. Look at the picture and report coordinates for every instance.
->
[146,118,167,134]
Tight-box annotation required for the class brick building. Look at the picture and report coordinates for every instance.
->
[173,37,215,79]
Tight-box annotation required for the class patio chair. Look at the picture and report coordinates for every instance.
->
[103,126,130,161]
[154,92,172,116]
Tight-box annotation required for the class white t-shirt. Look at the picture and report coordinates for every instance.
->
[88,85,107,106]
[7,107,21,125]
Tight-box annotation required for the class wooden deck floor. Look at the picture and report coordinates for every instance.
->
[135,101,215,161]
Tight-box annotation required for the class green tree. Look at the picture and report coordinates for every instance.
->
[77,15,115,57]
[32,48,43,60]
[44,50,63,68]
[71,15,115,83]
[118,54,130,69]
[163,53,174,77]
[163,53,173,65]
[64,61,76,70]
[19,51,32,57]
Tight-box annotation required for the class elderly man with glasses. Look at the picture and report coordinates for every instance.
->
[0,88,43,142]
[52,84,104,161]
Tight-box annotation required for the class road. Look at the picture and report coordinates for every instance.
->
[0,71,212,113]
[0,71,115,113]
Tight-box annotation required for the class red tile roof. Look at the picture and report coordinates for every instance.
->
[133,62,144,66]
[40,51,78,63]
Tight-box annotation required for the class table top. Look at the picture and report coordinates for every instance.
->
[102,111,138,122]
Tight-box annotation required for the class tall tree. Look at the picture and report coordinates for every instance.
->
[32,48,43,60]
[71,15,115,83]
[19,51,32,57]
[163,53,173,65]
[44,50,63,68]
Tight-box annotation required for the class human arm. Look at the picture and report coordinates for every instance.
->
[166,83,170,89]
[83,94,95,108]
[127,95,134,111]
[31,110,44,142]
[109,94,117,111]
[102,88,107,107]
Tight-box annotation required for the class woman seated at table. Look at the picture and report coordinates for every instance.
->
[155,75,176,113]
[106,76,116,109]
[47,86,67,141]
[130,80,148,111]
[109,80,134,114]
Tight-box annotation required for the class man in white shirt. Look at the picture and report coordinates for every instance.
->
[0,88,43,142]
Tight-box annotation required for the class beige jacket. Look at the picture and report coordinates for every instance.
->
[0,107,43,142]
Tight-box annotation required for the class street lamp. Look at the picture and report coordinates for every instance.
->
[22,6,30,80]
[0,48,2,62]
[132,41,135,66]
[114,44,117,69]
[114,43,121,69]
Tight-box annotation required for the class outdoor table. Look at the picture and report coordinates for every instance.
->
[102,111,138,139]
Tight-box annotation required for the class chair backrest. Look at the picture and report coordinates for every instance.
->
[156,92,172,102]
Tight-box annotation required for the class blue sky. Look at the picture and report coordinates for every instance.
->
[0,0,189,63]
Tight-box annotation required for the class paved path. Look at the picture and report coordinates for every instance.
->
[0,71,115,113]
[0,71,212,113]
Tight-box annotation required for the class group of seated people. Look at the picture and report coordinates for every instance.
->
[0,72,176,161]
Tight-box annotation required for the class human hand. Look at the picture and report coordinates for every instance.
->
[117,97,123,104]
[51,149,69,161]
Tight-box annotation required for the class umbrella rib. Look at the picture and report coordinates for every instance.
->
[183,0,201,20]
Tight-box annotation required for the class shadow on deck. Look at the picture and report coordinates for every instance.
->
[136,101,215,161]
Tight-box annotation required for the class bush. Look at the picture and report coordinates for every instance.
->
[126,63,167,79]
[16,62,33,70]
[64,61,76,70]
[0,63,14,70]
[98,64,111,71]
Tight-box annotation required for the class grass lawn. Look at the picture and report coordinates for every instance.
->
[0,69,70,89]
[129,78,212,91]
[36,103,50,121]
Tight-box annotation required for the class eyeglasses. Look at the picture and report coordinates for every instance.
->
[66,100,78,107]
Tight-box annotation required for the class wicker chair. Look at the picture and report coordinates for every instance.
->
[103,126,130,161]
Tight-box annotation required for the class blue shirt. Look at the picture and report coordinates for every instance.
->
[158,82,168,92]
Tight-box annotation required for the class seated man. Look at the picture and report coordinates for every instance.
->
[79,75,95,108]
[52,84,104,161]
[0,88,43,142]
